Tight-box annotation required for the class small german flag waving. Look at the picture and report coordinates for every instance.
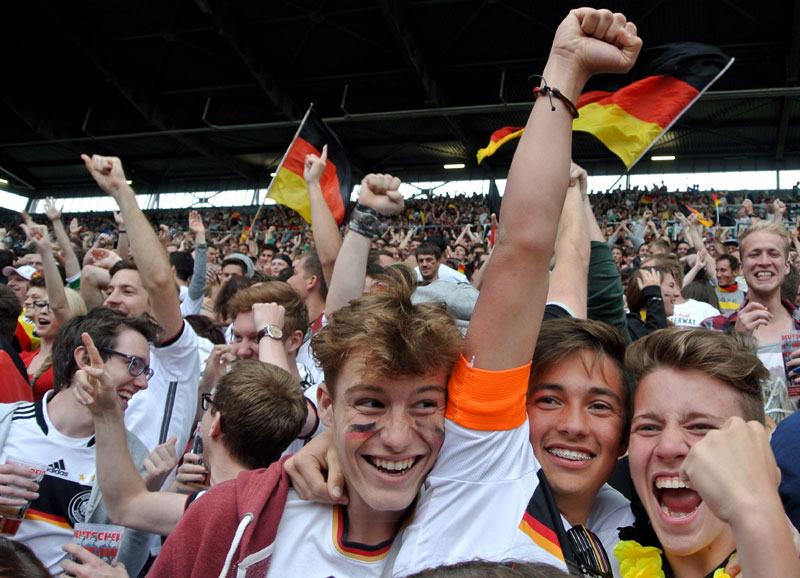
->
[574,42,733,168]
[268,105,353,225]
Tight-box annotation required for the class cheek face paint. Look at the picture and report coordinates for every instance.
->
[346,422,376,441]
[414,420,446,445]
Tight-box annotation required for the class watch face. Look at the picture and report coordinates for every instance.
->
[268,325,283,339]
[361,214,380,229]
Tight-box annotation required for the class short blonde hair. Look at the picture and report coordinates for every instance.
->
[738,220,791,258]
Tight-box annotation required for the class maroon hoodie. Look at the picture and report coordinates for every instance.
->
[148,457,291,578]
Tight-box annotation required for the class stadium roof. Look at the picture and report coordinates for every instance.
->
[2,0,799,200]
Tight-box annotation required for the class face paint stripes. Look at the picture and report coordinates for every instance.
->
[347,422,376,440]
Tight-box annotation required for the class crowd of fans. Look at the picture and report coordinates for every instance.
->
[0,7,799,578]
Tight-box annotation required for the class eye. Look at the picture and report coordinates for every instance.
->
[632,423,660,435]
[232,335,243,343]
[356,399,384,411]
[533,395,561,408]
[687,423,715,433]
[588,401,614,413]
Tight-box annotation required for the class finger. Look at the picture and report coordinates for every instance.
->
[80,333,104,370]
[591,9,614,39]
[320,144,328,162]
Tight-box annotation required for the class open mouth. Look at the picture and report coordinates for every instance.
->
[118,391,133,402]
[546,447,594,462]
[754,271,773,280]
[654,476,702,519]
[364,456,418,475]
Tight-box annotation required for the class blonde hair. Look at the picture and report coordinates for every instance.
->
[738,220,791,258]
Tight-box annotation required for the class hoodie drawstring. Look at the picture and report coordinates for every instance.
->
[219,512,254,578]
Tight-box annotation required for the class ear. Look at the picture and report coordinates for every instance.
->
[209,411,223,438]
[307,274,319,291]
[317,382,333,428]
[284,329,304,355]
[73,345,90,369]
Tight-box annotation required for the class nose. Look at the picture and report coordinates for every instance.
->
[556,403,589,437]
[653,423,689,463]
[380,408,414,452]
[235,338,255,360]
[133,371,149,390]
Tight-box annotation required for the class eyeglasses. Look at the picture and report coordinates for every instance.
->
[102,348,155,381]
[201,393,215,411]
[567,525,613,578]
[29,300,50,312]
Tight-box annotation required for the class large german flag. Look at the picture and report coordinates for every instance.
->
[268,105,352,225]
[574,42,733,168]
[476,43,733,169]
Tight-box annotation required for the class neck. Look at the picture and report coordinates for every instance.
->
[747,290,783,310]
[46,390,96,439]
[554,493,592,527]
[345,493,408,546]
[305,295,325,324]
[206,445,247,486]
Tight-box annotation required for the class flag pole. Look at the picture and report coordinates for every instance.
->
[243,104,314,242]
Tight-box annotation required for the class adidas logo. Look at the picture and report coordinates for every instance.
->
[47,459,68,477]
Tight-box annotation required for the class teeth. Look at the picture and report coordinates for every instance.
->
[118,391,132,400]
[756,272,772,278]
[655,477,688,489]
[370,457,416,473]
[547,448,592,461]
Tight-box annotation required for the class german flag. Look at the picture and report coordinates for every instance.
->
[712,193,721,207]
[640,195,654,204]
[268,105,352,225]
[677,202,714,228]
[476,126,524,165]
[476,43,733,168]
[574,42,733,168]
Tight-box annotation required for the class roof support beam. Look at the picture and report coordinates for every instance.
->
[776,0,800,159]
[377,0,487,165]
[193,0,301,121]
[38,0,260,183]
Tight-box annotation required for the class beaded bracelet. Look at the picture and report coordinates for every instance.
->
[529,75,580,119]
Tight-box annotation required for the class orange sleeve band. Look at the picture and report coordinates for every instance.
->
[445,354,531,431]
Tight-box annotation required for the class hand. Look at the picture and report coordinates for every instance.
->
[61,543,129,578]
[358,174,404,216]
[695,248,709,269]
[303,144,327,185]
[45,197,62,221]
[157,224,170,246]
[252,302,285,332]
[284,429,347,505]
[568,161,588,197]
[71,333,120,416]
[142,436,178,491]
[21,221,50,252]
[550,8,641,79]
[201,343,237,387]
[742,198,753,215]
[70,217,81,236]
[636,268,661,289]
[88,248,122,270]
[688,213,700,227]
[680,417,779,526]
[0,463,40,506]
[173,453,209,494]
[642,209,653,220]
[112,210,125,229]
[733,301,772,335]
[81,154,131,199]
[188,210,205,241]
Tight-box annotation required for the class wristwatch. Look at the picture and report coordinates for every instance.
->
[256,324,284,341]
[349,204,381,238]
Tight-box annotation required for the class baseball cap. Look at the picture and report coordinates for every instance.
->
[2,265,36,280]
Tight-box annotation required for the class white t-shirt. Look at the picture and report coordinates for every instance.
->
[125,321,200,454]
[392,360,568,575]
[669,299,720,327]
[0,397,96,574]
[267,493,398,577]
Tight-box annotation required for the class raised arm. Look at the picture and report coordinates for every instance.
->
[44,197,81,281]
[81,154,183,340]
[304,145,342,287]
[73,333,187,537]
[22,220,71,327]
[463,9,641,369]
[546,163,591,318]
[186,211,208,303]
[324,174,403,316]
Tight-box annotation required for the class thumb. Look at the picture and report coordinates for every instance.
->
[320,144,328,162]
